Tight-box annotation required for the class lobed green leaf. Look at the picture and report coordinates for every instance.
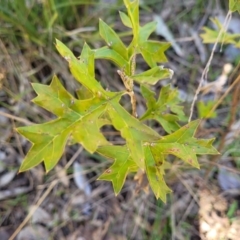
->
[151,120,219,168]
[55,39,75,60]
[140,85,184,133]
[94,46,129,69]
[197,100,217,119]
[144,145,172,202]
[229,0,240,13]
[17,119,71,172]
[17,77,120,172]
[32,75,75,117]
[139,41,170,68]
[56,39,106,95]
[80,43,95,78]
[107,99,160,169]
[119,11,132,28]
[139,21,157,43]
[132,66,173,85]
[123,0,139,39]
[200,18,240,45]
[99,19,128,60]
[97,145,138,194]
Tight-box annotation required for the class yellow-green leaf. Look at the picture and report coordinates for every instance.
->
[107,100,160,169]
[151,120,219,168]
[132,66,173,85]
[140,41,170,68]
[144,145,172,202]
[200,18,239,45]
[119,11,132,28]
[94,46,128,69]
[229,0,240,13]
[140,85,184,133]
[99,19,128,60]
[197,100,217,119]
[56,39,105,95]
[139,21,157,43]
[17,77,118,172]
[123,0,139,39]
[97,145,138,194]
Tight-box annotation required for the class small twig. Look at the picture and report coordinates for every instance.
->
[176,172,199,204]
[65,146,83,170]
[65,27,96,36]
[130,194,148,239]
[127,90,137,118]
[201,158,240,175]
[12,120,25,157]
[188,11,232,122]
[117,69,137,117]
[227,73,240,128]
[174,36,195,42]
[130,51,136,76]
[116,48,138,117]
[204,73,240,180]
[9,147,83,240]
[0,111,33,125]
[205,73,240,120]
[9,180,58,240]
[170,195,176,240]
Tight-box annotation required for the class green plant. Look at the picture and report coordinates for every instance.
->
[200,17,240,48]
[0,0,98,46]
[227,200,238,220]
[200,0,240,48]
[16,0,218,202]
[197,100,217,119]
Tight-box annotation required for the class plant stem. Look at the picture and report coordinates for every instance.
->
[117,69,137,117]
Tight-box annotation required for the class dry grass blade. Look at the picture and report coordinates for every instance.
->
[0,111,33,125]
[204,72,240,179]
[188,11,232,122]
[9,147,83,240]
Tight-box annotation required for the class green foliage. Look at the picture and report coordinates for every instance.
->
[197,100,217,119]
[229,0,240,13]
[200,18,240,48]
[140,84,185,133]
[17,0,218,202]
[227,200,238,219]
[0,0,98,46]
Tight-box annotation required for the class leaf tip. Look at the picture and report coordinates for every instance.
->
[55,38,60,46]
[18,165,26,173]
[195,165,200,170]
